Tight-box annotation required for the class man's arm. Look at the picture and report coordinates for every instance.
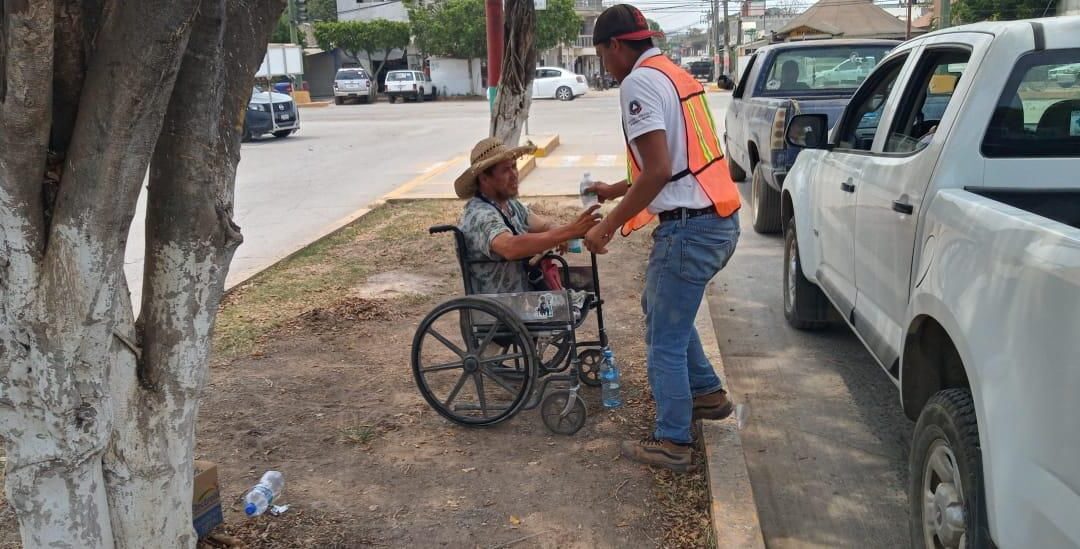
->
[492,205,601,260]
[528,212,556,234]
[585,130,671,253]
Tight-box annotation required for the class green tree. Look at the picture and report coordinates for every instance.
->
[536,0,583,51]
[409,0,487,93]
[952,0,1055,23]
[647,18,670,53]
[272,12,296,43]
[314,19,412,97]
[308,0,339,21]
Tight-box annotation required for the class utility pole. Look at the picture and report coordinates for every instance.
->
[722,0,730,77]
[941,0,952,28]
[287,0,299,45]
[485,0,504,110]
[906,0,912,39]
[711,0,721,79]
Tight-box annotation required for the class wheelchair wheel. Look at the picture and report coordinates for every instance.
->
[412,297,538,427]
[577,349,603,387]
[540,390,587,436]
[536,332,573,373]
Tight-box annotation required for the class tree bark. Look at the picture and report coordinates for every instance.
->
[490,0,536,146]
[0,0,283,546]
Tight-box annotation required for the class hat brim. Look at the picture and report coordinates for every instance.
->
[610,29,664,42]
[453,145,535,199]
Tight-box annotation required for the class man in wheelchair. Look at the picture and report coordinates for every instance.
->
[454,137,601,295]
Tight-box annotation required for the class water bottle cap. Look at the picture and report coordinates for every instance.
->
[603,349,613,357]
[245,503,258,516]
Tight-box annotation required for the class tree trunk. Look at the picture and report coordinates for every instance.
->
[490,0,536,146]
[0,0,283,546]
[467,58,475,96]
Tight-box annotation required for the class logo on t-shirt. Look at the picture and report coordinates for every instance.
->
[628,100,643,115]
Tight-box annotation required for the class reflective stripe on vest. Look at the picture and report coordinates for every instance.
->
[621,54,741,236]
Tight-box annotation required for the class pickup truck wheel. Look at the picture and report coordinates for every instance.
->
[727,154,747,182]
[751,165,783,234]
[334,97,344,105]
[416,90,425,103]
[910,389,990,549]
[783,222,830,330]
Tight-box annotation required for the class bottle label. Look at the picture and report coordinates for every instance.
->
[254,485,274,505]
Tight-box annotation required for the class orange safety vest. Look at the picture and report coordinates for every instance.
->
[621,54,741,237]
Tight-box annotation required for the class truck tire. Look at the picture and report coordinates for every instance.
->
[334,96,344,105]
[910,389,991,549]
[727,155,747,182]
[783,222,830,330]
[751,165,782,234]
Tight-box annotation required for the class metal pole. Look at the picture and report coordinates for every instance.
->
[722,0,730,77]
[906,0,912,39]
[941,0,951,28]
[711,0,721,79]
[485,0,504,110]
[287,0,299,45]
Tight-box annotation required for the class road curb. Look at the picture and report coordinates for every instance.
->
[696,295,766,549]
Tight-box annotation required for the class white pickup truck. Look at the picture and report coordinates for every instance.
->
[780,17,1080,549]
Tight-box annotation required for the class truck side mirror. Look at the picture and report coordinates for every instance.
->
[786,114,829,150]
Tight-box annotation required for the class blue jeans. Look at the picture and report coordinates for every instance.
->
[642,211,740,444]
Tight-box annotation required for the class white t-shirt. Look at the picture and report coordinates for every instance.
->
[620,48,712,214]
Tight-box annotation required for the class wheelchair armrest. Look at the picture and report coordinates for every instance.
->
[429,224,461,236]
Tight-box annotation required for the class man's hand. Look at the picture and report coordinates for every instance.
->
[585,181,629,203]
[567,204,602,237]
[585,219,616,255]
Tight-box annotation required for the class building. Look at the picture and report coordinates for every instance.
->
[772,0,922,40]
[333,0,418,90]
[539,0,604,81]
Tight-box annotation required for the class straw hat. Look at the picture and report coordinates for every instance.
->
[454,137,536,199]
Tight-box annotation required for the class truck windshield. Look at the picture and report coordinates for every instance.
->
[388,72,414,81]
[336,69,368,80]
[762,46,893,94]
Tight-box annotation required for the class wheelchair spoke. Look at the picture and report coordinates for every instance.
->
[480,352,526,366]
[473,372,488,417]
[443,371,470,407]
[475,322,501,356]
[429,328,466,358]
[480,365,521,396]
[421,360,464,373]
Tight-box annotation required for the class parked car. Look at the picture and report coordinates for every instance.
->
[688,60,714,82]
[385,70,437,103]
[723,38,898,233]
[532,67,587,101]
[244,87,299,141]
[333,68,373,104]
[780,16,1080,549]
[1049,62,1080,87]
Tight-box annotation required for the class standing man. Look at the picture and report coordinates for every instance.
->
[584,4,742,473]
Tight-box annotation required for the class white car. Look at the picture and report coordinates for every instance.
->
[532,67,588,101]
[781,16,1080,549]
[1049,62,1080,87]
[385,70,438,103]
[333,68,372,104]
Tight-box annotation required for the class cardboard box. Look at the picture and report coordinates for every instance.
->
[192,460,224,538]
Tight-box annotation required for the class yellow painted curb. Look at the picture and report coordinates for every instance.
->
[292,90,313,103]
[524,134,560,158]
[517,154,537,180]
[297,101,332,108]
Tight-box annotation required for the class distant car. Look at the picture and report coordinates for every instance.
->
[244,87,299,141]
[815,54,881,87]
[688,60,714,82]
[1049,62,1080,87]
[532,67,588,101]
[333,68,373,104]
[385,70,438,103]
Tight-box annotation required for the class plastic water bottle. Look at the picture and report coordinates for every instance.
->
[600,348,623,409]
[244,471,284,517]
[580,172,598,208]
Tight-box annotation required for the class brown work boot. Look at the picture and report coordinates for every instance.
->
[693,389,734,421]
[619,437,696,473]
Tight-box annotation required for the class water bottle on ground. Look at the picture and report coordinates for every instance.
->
[580,172,598,208]
[244,471,284,517]
[600,348,623,409]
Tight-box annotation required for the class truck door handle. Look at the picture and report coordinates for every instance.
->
[840,182,856,193]
[892,201,914,215]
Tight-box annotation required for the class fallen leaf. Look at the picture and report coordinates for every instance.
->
[461,467,476,473]
[528,461,540,466]
[509,515,521,526]
[369,505,379,511]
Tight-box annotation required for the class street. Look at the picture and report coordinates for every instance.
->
[123,89,914,544]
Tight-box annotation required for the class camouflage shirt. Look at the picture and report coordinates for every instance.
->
[460,197,531,294]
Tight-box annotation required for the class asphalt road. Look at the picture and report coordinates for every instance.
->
[707,189,915,548]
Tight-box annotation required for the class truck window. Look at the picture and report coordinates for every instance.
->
[733,54,757,99]
[760,45,894,95]
[835,55,908,151]
[982,48,1080,158]
[884,48,971,154]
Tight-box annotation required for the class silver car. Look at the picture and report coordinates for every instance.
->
[333,68,373,104]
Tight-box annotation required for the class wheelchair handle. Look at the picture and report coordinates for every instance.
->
[429,224,460,235]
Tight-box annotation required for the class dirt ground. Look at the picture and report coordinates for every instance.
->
[0,199,716,548]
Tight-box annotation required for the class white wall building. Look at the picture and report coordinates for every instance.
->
[429,57,484,96]
[336,0,408,22]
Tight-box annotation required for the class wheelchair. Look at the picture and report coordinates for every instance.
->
[410,225,610,435]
